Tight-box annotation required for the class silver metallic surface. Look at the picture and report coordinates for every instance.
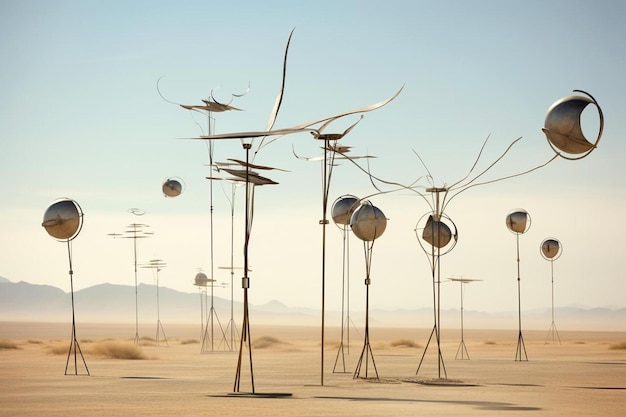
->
[421,215,452,249]
[42,199,83,241]
[542,90,604,159]
[194,272,210,287]
[541,238,562,260]
[506,209,531,234]
[162,178,183,197]
[332,195,360,225]
[350,202,387,242]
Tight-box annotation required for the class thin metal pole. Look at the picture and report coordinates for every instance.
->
[133,226,139,345]
[234,143,254,393]
[515,233,528,361]
[64,240,89,376]
[319,139,329,386]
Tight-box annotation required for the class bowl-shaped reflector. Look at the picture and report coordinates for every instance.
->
[350,203,386,242]
[42,199,83,241]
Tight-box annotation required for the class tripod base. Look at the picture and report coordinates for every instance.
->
[416,324,447,379]
[455,339,470,360]
[515,331,528,361]
[544,321,561,345]
[353,341,378,380]
[156,320,169,347]
[65,324,89,376]
[201,307,230,353]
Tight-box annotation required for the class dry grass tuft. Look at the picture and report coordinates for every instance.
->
[609,341,626,350]
[0,339,19,350]
[46,343,69,355]
[389,338,420,348]
[89,341,146,359]
[180,339,199,345]
[252,336,282,349]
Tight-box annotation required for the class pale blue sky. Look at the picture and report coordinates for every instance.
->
[1,0,625,317]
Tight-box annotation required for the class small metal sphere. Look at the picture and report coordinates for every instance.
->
[421,215,452,249]
[350,202,387,242]
[506,209,531,235]
[540,238,562,260]
[162,178,183,198]
[542,90,603,160]
[194,272,208,286]
[42,198,83,241]
[332,195,359,225]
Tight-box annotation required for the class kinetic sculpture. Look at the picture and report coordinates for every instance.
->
[541,238,563,344]
[330,195,360,373]
[108,208,153,345]
[183,29,402,389]
[448,277,482,360]
[351,201,387,380]
[42,198,89,376]
[506,209,531,361]
[141,259,168,346]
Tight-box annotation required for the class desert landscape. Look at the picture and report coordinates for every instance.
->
[1,321,624,416]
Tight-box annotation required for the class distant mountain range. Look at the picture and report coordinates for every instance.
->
[1,276,625,331]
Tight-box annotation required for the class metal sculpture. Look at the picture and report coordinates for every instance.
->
[162,177,184,198]
[448,277,482,360]
[159,76,249,354]
[351,201,387,380]
[108,209,153,345]
[542,90,604,160]
[141,259,168,346]
[294,142,375,377]
[42,198,89,376]
[194,272,208,340]
[217,180,245,352]
[414,188,458,379]
[506,209,531,361]
[330,194,360,373]
[541,238,563,344]
[182,29,402,389]
[334,89,603,379]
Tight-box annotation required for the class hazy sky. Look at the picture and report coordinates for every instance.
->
[1,0,625,316]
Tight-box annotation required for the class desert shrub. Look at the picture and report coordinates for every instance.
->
[609,341,626,350]
[28,339,43,345]
[252,336,281,349]
[180,339,199,345]
[0,339,19,350]
[484,340,497,345]
[89,341,146,359]
[389,338,420,348]
[46,344,70,355]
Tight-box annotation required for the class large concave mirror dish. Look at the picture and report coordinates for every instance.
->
[42,199,83,241]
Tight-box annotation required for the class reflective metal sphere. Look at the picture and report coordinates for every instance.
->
[162,178,183,197]
[42,199,83,241]
[422,215,452,249]
[506,209,531,234]
[542,90,603,159]
[332,195,359,225]
[541,238,562,260]
[194,272,209,286]
[350,202,387,242]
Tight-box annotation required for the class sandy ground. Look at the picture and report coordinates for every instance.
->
[1,321,624,416]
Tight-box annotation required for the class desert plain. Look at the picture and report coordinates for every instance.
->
[1,321,624,416]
